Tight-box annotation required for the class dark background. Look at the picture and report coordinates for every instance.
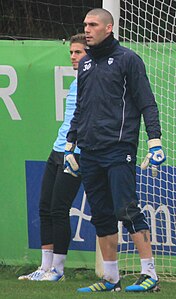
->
[0,0,175,41]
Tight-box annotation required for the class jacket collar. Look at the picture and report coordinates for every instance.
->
[86,33,119,59]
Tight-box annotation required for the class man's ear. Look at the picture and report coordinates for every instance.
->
[106,23,113,34]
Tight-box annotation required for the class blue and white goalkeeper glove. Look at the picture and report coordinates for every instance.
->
[64,142,80,177]
[141,138,166,177]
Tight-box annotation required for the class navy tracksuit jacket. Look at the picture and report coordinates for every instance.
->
[67,33,161,151]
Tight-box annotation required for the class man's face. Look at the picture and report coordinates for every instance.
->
[70,43,86,70]
[83,14,112,46]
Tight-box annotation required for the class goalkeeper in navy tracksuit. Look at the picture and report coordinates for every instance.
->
[65,8,166,293]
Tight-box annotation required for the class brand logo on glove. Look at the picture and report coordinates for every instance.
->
[153,149,165,163]
[156,153,163,161]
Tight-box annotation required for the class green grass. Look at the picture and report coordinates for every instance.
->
[0,265,176,299]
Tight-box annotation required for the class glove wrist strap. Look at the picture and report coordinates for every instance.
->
[148,138,161,149]
[65,142,76,152]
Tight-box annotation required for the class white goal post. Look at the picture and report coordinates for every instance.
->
[102,0,120,39]
[96,0,176,280]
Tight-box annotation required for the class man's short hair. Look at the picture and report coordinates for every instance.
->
[70,33,86,46]
[86,8,114,26]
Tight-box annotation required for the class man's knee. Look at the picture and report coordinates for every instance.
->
[115,201,141,221]
[91,214,118,237]
[123,211,149,234]
[114,201,149,233]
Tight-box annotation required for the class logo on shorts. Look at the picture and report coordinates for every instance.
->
[126,154,132,162]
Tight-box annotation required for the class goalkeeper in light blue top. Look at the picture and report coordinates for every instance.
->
[18,33,87,282]
[53,78,80,155]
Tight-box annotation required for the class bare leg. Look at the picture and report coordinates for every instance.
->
[97,233,119,283]
[130,230,157,280]
[130,230,152,258]
[98,233,118,261]
[42,244,53,250]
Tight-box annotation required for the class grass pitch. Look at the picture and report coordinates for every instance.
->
[0,265,176,299]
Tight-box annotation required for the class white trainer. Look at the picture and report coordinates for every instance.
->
[40,267,65,282]
[18,266,46,281]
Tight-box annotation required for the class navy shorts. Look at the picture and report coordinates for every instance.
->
[80,143,149,236]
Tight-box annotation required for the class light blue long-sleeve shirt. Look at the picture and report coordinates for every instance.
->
[53,79,80,154]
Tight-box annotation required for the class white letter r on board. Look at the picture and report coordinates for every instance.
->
[0,65,21,120]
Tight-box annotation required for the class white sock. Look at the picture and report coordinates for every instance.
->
[41,249,53,271]
[103,260,120,284]
[141,257,158,280]
[52,254,67,276]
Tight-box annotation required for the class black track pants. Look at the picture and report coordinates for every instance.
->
[39,150,81,254]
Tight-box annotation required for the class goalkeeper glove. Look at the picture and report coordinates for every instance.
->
[64,142,80,177]
[141,138,166,177]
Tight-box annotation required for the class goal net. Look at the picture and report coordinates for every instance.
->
[117,0,176,280]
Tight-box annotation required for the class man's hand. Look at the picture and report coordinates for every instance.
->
[141,139,166,177]
[64,142,80,177]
